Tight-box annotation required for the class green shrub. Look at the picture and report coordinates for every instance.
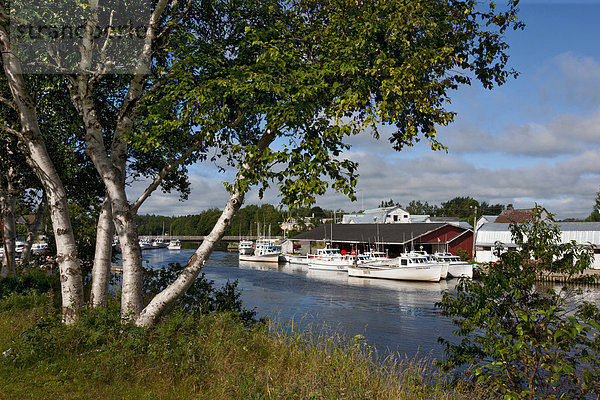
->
[437,207,600,399]
[0,270,59,298]
[143,263,257,323]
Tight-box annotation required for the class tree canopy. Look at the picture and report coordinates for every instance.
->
[0,0,523,324]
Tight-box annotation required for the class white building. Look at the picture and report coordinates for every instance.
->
[341,207,468,227]
[475,222,600,268]
[341,206,411,224]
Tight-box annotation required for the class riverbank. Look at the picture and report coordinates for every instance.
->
[0,292,487,400]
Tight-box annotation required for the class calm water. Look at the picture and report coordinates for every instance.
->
[140,248,458,359]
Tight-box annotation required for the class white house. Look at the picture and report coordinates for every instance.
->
[475,222,600,268]
[341,206,411,224]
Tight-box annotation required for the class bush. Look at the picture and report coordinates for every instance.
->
[437,207,600,399]
[455,248,471,262]
[0,270,59,298]
[143,263,257,324]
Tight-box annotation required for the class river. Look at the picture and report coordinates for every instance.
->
[139,248,461,360]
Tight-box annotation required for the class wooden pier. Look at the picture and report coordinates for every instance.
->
[535,269,600,285]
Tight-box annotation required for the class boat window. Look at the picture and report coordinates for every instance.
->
[401,259,407,266]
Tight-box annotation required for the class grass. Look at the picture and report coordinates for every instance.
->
[0,292,490,400]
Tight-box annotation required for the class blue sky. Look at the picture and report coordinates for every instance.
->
[129,1,600,220]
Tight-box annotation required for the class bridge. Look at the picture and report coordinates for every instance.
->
[143,236,284,242]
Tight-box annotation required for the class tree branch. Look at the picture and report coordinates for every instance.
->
[0,95,16,111]
[135,127,277,326]
[0,123,21,137]
[111,0,171,171]
[130,137,203,213]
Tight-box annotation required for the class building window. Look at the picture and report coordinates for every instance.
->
[483,246,491,251]
[394,215,398,222]
[403,215,408,218]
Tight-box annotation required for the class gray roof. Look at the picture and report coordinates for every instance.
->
[292,223,454,244]
[476,222,600,246]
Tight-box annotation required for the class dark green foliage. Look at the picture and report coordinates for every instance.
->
[454,248,471,262]
[437,207,600,399]
[405,197,505,221]
[143,263,257,324]
[137,204,299,236]
[586,188,600,222]
[0,270,59,298]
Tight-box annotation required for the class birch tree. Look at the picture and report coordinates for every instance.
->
[1,0,522,326]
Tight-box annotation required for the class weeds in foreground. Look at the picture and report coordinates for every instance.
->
[0,291,489,399]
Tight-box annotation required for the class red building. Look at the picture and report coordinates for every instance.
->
[292,223,474,257]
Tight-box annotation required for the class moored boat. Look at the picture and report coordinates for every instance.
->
[433,252,473,278]
[281,253,309,265]
[152,238,168,248]
[348,253,442,282]
[307,247,356,271]
[238,240,254,256]
[239,239,281,263]
[167,239,181,250]
[139,238,153,250]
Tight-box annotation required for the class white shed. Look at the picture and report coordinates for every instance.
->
[475,222,600,268]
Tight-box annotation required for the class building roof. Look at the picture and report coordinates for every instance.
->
[494,208,549,223]
[411,215,430,223]
[480,215,498,222]
[476,222,600,247]
[430,217,459,222]
[292,223,455,244]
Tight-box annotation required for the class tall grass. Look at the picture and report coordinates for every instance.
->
[0,292,489,399]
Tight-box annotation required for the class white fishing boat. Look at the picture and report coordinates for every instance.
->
[139,238,153,250]
[347,253,442,282]
[434,252,474,278]
[406,251,448,280]
[307,247,357,271]
[357,250,389,266]
[239,239,281,263]
[152,238,168,248]
[281,253,309,265]
[167,239,181,250]
[238,240,254,256]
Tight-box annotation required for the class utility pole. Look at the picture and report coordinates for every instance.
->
[472,205,477,261]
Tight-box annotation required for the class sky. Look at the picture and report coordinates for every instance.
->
[128,1,600,220]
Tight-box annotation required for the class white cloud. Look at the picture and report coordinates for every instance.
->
[127,174,230,216]
[553,52,600,108]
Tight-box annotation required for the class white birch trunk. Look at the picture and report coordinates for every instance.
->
[1,193,16,276]
[20,196,46,271]
[135,129,277,327]
[76,93,145,317]
[69,0,170,320]
[90,195,113,307]
[136,188,246,326]
[0,26,83,323]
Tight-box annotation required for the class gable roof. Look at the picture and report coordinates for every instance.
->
[495,208,537,223]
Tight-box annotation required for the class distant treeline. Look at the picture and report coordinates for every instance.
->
[385,196,506,222]
[137,196,508,237]
[136,205,330,237]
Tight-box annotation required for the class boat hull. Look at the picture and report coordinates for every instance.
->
[239,254,280,263]
[308,259,354,271]
[438,262,449,280]
[281,254,309,265]
[348,264,442,282]
[447,263,473,279]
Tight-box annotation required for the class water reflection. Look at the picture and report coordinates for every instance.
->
[134,249,456,358]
